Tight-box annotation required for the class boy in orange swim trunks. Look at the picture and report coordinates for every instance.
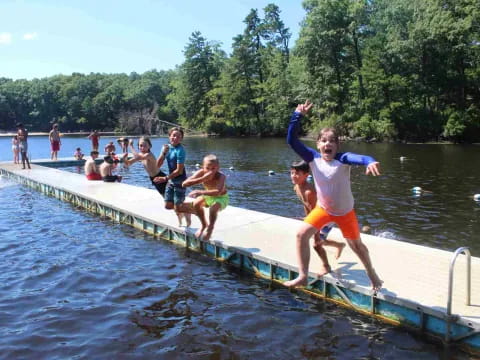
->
[290,160,345,276]
[286,100,382,291]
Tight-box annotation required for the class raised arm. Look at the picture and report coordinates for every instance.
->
[156,144,170,168]
[287,102,317,163]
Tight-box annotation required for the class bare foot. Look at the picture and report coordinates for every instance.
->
[283,275,308,288]
[185,213,192,227]
[195,226,206,239]
[203,226,213,241]
[317,264,331,277]
[369,270,383,291]
[335,243,346,260]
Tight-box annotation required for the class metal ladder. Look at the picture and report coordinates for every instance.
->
[445,247,471,343]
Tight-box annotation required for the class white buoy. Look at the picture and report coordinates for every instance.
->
[474,194,480,202]
[268,170,275,176]
[195,163,201,168]
[229,166,234,171]
[400,156,406,161]
[412,186,422,193]
[307,175,313,183]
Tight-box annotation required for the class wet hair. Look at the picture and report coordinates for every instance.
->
[138,136,152,149]
[76,147,81,151]
[290,160,310,173]
[16,123,23,128]
[168,127,184,138]
[103,155,119,164]
[203,154,219,165]
[317,127,340,143]
[90,151,99,156]
[53,123,58,128]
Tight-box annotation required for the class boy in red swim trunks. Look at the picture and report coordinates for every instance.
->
[85,151,102,180]
[49,123,61,160]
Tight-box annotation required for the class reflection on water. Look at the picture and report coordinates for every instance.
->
[0,137,479,358]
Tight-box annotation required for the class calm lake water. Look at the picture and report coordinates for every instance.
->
[0,135,478,359]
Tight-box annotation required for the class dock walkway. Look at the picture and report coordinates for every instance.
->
[1,160,479,354]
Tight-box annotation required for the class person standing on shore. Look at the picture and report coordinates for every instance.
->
[88,130,100,151]
[16,123,31,169]
[49,123,61,160]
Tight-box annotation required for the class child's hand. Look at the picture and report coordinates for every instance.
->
[162,144,169,156]
[366,162,381,176]
[153,176,167,184]
[202,171,215,180]
[129,139,134,146]
[295,100,313,115]
[189,190,202,198]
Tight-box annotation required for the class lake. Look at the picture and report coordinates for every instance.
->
[0,135,478,359]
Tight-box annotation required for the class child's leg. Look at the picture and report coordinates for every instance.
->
[285,206,332,288]
[192,197,207,238]
[323,239,346,260]
[336,210,382,291]
[284,222,319,287]
[203,203,222,241]
[312,232,331,276]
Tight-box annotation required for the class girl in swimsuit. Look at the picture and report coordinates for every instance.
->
[12,136,19,164]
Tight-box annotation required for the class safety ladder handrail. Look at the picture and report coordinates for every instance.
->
[445,246,471,343]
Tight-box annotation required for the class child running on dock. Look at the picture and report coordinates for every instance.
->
[290,160,345,276]
[182,154,228,241]
[124,137,190,227]
[85,151,102,180]
[286,100,382,291]
[155,127,192,227]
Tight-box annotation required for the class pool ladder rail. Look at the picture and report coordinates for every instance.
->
[446,247,472,343]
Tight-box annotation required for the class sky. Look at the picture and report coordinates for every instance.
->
[0,0,305,80]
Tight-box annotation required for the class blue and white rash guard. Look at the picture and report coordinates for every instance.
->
[287,111,376,216]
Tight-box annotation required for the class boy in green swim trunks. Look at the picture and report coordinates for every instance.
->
[182,154,228,241]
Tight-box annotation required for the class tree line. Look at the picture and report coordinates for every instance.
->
[1,0,479,142]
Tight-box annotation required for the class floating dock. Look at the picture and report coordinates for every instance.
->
[1,159,479,355]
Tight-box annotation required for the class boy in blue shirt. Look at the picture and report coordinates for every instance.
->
[155,127,191,225]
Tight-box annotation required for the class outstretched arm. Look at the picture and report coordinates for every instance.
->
[182,170,213,188]
[336,152,381,176]
[189,173,226,198]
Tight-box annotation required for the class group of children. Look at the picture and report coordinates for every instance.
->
[12,101,383,291]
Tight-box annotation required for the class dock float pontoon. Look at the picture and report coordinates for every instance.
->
[1,160,479,355]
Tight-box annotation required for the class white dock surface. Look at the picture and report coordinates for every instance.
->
[2,161,479,324]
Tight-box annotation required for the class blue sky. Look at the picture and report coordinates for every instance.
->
[0,0,305,80]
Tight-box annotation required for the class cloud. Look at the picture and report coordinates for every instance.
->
[0,32,12,45]
[23,32,38,40]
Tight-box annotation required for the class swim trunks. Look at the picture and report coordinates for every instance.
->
[51,140,60,151]
[305,206,360,240]
[204,194,229,210]
[150,170,167,196]
[19,141,28,153]
[165,182,186,205]
[103,175,120,183]
[86,173,102,181]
